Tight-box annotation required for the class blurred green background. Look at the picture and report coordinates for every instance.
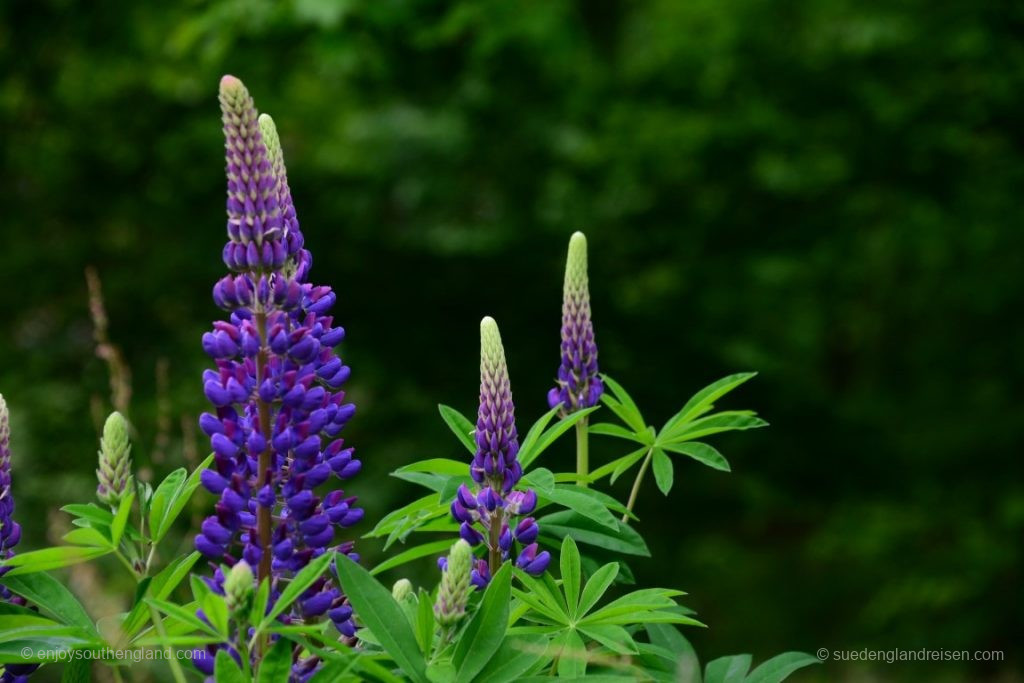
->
[1,0,1022,680]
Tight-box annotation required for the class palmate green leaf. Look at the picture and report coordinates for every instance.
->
[438,404,476,454]
[262,551,334,627]
[559,537,581,619]
[644,623,701,681]
[475,633,551,683]
[251,578,270,627]
[62,503,114,529]
[392,458,469,492]
[578,623,637,655]
[588,422,644,443]
[453,563,512,683]
[147,598,221,638]
[516,405,561,466]
[215,649,247,682]
[662,442,731,472]
[652,449,674,495]
[0,573,97,634]
[663,372,758,432]
[62,527,111,548]
[518,406,598,469]
[370,538,454,576]
[745,652,821,683]
[0,545,112,576]
[149,454,214,543]
[578,563,619,617]
[704,654,752,683]
[662,411,767,443]
[123,551,201,639]
[599,374,647,434]
[542,486,618,530]
[334,554,428,683]
[520,467,555,496]
[587,446,647,484]
[258,637,295,683]
[439,474,475,502]
[366,493,448,545]
[0,633,101,664]
[539,511,649,557]
[554,628,587,678]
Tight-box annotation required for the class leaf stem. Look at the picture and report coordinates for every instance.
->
[575,418,589,488]
[622,448,654,524]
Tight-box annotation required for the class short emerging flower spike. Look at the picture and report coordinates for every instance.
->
[448,318,551,586]
[96,412,133,509]
[548,232,603,413]
[435,539,472,627]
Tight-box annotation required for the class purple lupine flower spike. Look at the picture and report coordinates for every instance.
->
[548,232,603,413]
[448,318,551,586]
[195,76,360,679]
[1,395,39,683]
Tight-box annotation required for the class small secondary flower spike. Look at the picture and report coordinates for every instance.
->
[194,75,361,676]
[548,232,603,413]
[435,539,473,627]
[450,317,550,586]
[96,412,133,509]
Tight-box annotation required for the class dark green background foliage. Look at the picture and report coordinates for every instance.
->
[1,1,1021,680]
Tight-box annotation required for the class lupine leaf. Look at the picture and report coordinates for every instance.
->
[745,652,821,683]
[704,654,752,683]
[257,637,294,683]
[587,447,647,483]
[579,623,638,655]
[122,551,201,638]
[0,573,97,634]
[370,539,454,576]
[438,404,476,454]
[150,454,213,543]
[201,591,229,637]
[145,598,221,637]
[517,405,561,466]
[578,562,619,617]
[644,623,701,680]
[543,486,617,530]
[661,442,731,472]
[215,649,247,682]
[652,449,674,495]
[521,468,555,496]
[554,628,587,678]
[665,372,758,430]
[334,555,428,683]
[250,578,270,627]
[599,375,647,433]
[519,406,599,469]
[1,546,112,576]
[60,657,91,683]
[262,551,334,626]
[415,589,435,656]
[475,634,551,683]
[61,503,114,529]
[539,511,649,556]
[662,411,767,443]
[110,490,135,546]
[62,527,111,548]
[588,422,643,442]
[560,537,581,619]
[453,563,512,683]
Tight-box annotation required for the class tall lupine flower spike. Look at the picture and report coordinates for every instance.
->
[548,231,603,414]
[1,395,37,683]
[449,318,551,587]
[96,412,133,509]
[435,539,472,628]
[194,76,361,679]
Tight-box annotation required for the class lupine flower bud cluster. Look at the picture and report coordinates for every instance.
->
[224,560,254,617]
[449,318,550,587]
[435,539,472,627]
[1,395,37,683]
[548,232,603,413]
[96,412,134,509]
[193,76,360,677]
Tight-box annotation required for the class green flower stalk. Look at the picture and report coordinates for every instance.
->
[96,412,133,509]
[224,560,255,617]
[435,539,473,628]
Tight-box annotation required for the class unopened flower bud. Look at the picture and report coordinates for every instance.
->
[96,412,134,509]
[224,560,255,616]
[435,540,473,628]
[391,578,414,602]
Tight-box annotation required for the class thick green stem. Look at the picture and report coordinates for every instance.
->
[622,448,654,524]
[147,603,188,683]
[575,418,590,488]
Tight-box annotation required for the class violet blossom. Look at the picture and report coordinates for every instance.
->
[449,317,550,587]
[192,76,360,679]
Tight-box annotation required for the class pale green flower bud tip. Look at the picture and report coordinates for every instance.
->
[480,317,506,373]
[225,561,255,615]
[258,114,282,158]
[565,231,589,293]
[435,539,474,628]
[392,578,414,602]
[449,539,472,575]
[219,74,244,94]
